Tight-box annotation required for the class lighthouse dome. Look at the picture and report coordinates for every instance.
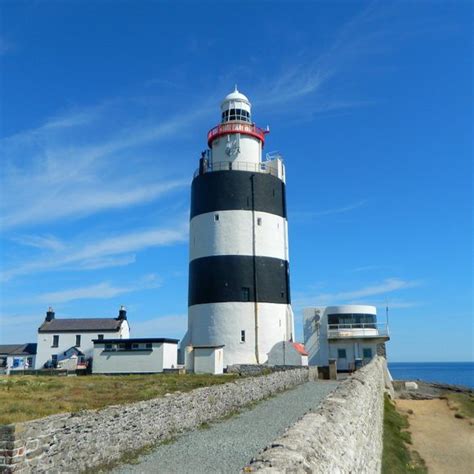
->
[220,86,252,123]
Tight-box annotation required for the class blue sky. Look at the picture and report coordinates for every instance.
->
[0,1,472,361]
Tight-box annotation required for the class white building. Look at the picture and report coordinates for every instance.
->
[184,87,295,367]
[0,343,37,373]
[303,305,389,372]
[267,341,309,367]
[92,338,178,374]
[35,307,130,369]
[191,345,225,375]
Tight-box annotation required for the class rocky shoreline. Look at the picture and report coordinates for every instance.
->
[393,379,473,400]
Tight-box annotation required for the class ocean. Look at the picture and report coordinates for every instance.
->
[388,362,474,389]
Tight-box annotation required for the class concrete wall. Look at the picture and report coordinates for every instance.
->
[244,357,392,473]
[0,367,318,473]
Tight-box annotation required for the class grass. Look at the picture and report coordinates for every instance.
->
[0,373,238,425]
[382,395,427,474]
[443,391,474,420]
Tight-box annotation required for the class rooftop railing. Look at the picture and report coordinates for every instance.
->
[193,160,282,178]
[327,323,389,339]
[207,122,268,146]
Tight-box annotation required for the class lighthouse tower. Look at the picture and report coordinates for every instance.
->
[186,87,294,366]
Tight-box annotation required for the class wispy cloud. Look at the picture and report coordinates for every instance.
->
[292,199,367,222]
[130,314,187,339]
[2,222,188,281]
[12,234,65,251]
[37,274,161,304]
[0,98,207,231]
[294,277,422,308]
[254,3,384,112]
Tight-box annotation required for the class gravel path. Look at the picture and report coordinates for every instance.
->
[114,380,338,474]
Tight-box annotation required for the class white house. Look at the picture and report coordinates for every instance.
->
[35,306,130,369]
[267,341,309,366]
[92,338,178,374]
[303,305,389,372]
[0,343,37,374]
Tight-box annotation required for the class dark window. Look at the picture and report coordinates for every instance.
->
[105,344,113,350]
[337,349,347,359]
[146,343,152,349]
[52,335,59,347]
[26,357,33,367]
[51,354,58,367]
[132,343,139,349]
[241,330,246,342]
[257,217,262,226]
[214,214,219,222]
[241,287,250,301]
[363,348,373,359]
[98,334,104,340]
[75,335,81,347]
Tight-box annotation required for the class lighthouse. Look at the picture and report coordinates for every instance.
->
[186,87,294,367]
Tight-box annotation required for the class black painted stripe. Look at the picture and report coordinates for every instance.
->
[188,255,290,306]
[190,170,287,219]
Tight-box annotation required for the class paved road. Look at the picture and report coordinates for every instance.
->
[114,380,339,474]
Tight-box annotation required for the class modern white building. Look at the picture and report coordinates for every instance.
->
[184,87,295,367]
[92,338,178,374]
[35,306,130,369]
[303,305,389,372]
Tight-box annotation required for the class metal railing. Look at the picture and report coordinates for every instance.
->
[193,160,282,178]
[327,323,389,338]
[207,122,267,146]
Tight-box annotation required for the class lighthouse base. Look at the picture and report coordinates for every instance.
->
[188,302,293,366]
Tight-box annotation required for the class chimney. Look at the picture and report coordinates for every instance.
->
[45,307,55,322]
[118,305,127,320]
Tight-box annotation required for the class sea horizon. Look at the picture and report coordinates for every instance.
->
[388,361,474,389]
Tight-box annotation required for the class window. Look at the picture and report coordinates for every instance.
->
[337,349,347,359]
[257,217,262,226]
[363,348,373,359]
[132,343,139,349]
[241,287,250,301]
[214,214,219,222]
[146,343,152,349]
[51,354,58,367]
[75,335,81,347]
[118,343,126,350]
[241,330,246,342]
[105,344,113,351]
[52,335,59,347]
[26,357,33,368]
[98,334,104,340]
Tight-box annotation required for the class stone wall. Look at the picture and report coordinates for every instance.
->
[244,357,392,473]
[0,367,318,473]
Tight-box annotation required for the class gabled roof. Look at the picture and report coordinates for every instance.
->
[292,342,308,356]
[0,343,37,356]
[38,318,125,333]
[63,346,85,356]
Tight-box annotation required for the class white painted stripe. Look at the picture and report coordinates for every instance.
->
[188,302,293,365]
[189,210,289,261]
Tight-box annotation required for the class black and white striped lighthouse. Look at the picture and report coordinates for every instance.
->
[186,87,294,366]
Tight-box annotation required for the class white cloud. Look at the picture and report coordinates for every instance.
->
[37,274,161,304]
[292,200,367,221]
[13,234,65,251]
[294,278,422,308]
[130,314,187,339]
[1,222,188,281]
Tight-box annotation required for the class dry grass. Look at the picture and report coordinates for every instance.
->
[444,391,474,420]
[0,373,238,424]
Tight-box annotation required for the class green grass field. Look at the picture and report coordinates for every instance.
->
[0,373,238,425]
[444,391,474,419]
[382,395,427,474]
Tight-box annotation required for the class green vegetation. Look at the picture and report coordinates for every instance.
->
[382,395,427,474]
[444,391,474,420]
[0,373,238,424]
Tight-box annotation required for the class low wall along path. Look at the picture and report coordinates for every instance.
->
[0,368,317,473]
[245,357,392,473]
